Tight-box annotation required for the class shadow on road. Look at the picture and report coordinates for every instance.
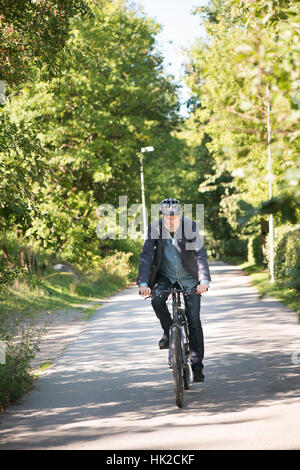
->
[0,262,299,449]
[1,316,299,449]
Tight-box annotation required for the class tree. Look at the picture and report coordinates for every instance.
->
[0,0,92,269]
[0,112,45,232]
[184,0,300,256]
[0,0,90,88]
[5,0,180,262]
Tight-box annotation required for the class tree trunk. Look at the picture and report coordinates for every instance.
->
[2,242,13,267]
[24,250,30,272]
[20,247,25,267]
[41,262,46,275]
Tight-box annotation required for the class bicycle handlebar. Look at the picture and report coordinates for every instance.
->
[149,287,198,297]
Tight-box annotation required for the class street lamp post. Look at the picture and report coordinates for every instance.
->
[266,69,275,283]
[140,146,154,240]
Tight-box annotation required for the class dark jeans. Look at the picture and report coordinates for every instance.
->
[151,275,204,372]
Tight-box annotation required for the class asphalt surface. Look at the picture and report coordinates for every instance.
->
[0,261,299,450]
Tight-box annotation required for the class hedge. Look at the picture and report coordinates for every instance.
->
[248,234,264,266]
[271,226,300,291]
[219,238,248,260]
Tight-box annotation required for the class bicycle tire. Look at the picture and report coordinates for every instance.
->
[171,325,184,408]
[183,364,191,390]
[182,323,191,390]
[183,366,190,390]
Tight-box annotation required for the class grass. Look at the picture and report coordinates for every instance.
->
[218,256,300,318]
[36,362,52,374]
[0,265,134,411]
[0,269,129,320]
[0,237,142,411]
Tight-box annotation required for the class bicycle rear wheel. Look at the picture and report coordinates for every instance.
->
[171,326,184,408]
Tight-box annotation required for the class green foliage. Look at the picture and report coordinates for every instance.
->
[5,0,179,263]
[270,225,300,290]
[0,0,182,411]
[236,158,300,225]
[0,248,135,320]
[72,264,129,298]
[232,0,297,25]
[248,235,264,266]
[98,237,143,279]
[183,0,300,290]
[186,0,300,222]
[0,0,90,87]
[0,235,139,410]
[237,259,300,316]
[0,257,25,292]
[0,316,45,410]
[0,111,46,232]
[259,158,300,223]
[97,251,132,279]
[219,238,248,260]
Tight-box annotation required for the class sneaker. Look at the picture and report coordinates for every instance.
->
[159,334,169,350]
[193,370,205,382]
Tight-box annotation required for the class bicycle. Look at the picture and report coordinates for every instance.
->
[149,287,199,409]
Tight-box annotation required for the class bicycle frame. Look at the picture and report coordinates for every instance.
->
[168,291,188,369]
[147,286,198,408]
[151,287,196,370]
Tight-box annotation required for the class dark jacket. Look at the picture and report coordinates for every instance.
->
[137,216,211,288]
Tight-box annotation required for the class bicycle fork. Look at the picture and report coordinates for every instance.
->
[168,324,193,384]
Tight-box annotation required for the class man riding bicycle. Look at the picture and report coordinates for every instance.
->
[137,198,211,383]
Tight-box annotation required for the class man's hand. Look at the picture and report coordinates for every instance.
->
[139,286,151,297]
[196,284,209,295]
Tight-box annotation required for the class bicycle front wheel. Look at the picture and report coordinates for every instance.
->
[183,361,192,390]
[171,326,184,408]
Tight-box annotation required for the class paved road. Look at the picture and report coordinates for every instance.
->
[0,261,299,450]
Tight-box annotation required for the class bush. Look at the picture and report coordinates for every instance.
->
[248,235,264,266]
[271,226,300,291]
[0,318,45,410]
[219,238,248,260]
[100,251,132,279]
[0,257,25,293]
[0,238,140,410]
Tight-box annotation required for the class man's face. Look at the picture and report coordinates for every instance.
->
[163,214,181,233]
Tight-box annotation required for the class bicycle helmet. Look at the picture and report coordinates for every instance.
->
[159,198,182,216]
